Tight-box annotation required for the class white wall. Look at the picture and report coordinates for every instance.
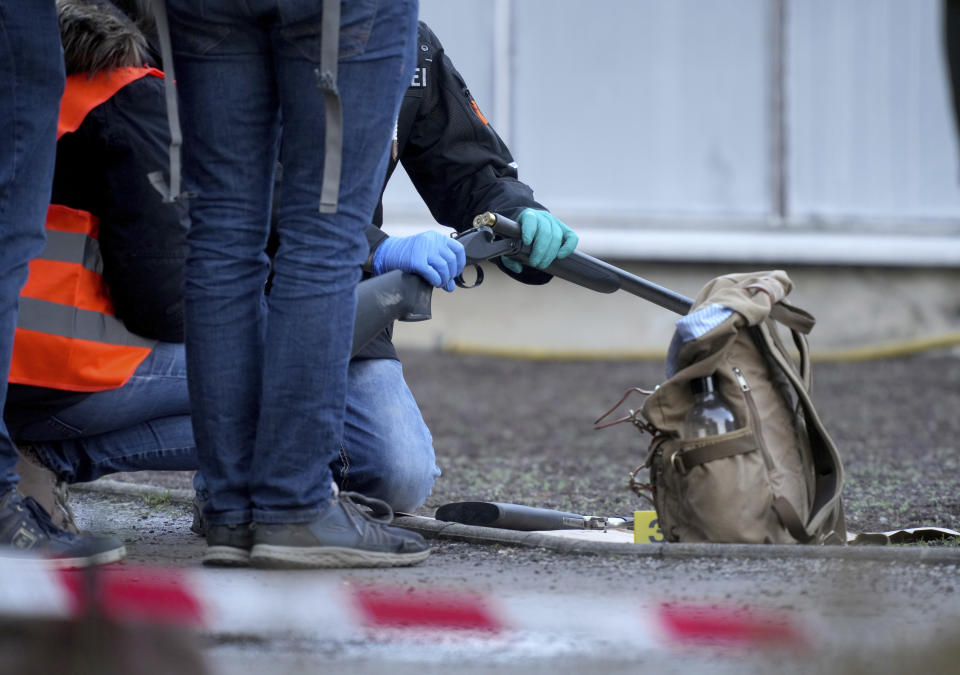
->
[381,0,960,266]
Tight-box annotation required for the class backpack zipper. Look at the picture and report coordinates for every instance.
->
[732,367,775,472]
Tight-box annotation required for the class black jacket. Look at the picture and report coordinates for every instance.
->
[52,74,187,344]
[358,22,552,361]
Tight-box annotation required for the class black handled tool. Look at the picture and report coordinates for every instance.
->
[454,212,694,315]
[435,501,633,532]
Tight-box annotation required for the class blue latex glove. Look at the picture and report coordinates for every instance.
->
[501,208,579,274]
[371,230,466,292]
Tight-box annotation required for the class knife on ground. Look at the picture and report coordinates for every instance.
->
[434,501,633,532]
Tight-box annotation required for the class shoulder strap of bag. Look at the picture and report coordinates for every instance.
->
[758,321,845,543]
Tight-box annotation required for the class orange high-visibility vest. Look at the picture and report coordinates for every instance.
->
[9,67,163,392]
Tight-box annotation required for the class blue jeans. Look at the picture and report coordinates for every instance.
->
[166,0,419,526]
[10,342,195,483]
[0,1,64,493]
[336,359,439,511]
[13,350,438,512]
[195,358,439,512]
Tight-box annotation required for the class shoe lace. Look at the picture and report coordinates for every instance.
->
[52,482,77,528]
[21,495,64,538]
[336,490,395,535]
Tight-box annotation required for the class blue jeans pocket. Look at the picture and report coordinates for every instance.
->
[280,0,377,61]
[166,1,233,56]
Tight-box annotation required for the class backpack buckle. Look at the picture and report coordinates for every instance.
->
[669,449,689,475]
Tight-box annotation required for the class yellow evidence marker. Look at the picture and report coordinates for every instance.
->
[634,510,664,543]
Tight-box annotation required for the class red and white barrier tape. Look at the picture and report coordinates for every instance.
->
[0,556,807,650]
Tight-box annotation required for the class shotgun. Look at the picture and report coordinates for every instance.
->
[454,212,694,316]
[352,269,432,356]
[352,210,695,355]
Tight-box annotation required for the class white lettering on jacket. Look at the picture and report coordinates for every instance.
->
[411,67,427,88]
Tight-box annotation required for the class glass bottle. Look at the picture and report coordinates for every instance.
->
[682,375,741,439]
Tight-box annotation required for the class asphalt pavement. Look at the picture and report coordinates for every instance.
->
[28,346,958,674]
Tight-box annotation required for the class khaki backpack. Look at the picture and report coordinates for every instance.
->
[598,270,846,545]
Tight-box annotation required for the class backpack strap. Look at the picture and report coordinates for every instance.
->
[769,301,815,335]
[759,321,845,544]
[146,0,182,203]
[670,428,758,474]
[316,0,342,214]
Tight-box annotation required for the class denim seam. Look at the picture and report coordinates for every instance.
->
[252,505,326,525]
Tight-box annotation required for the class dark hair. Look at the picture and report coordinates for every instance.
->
[58,0,149,75]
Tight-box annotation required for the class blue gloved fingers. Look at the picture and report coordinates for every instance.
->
[426,249,455,289]
[500,255,523,274]
[412,251,443,287]
[443,238,466,292]
[450,235,467,271]
[423,233,466,292]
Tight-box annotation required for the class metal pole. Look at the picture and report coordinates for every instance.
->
[493,0,513,145]
[769,0,788,224]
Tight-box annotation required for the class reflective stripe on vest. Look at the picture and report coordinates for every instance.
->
[10,69,161,392]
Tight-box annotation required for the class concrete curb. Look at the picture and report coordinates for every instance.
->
[393,515,960,564]
[73,478,194,504]
[76,480,960,564]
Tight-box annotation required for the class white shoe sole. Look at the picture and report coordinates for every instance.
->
[203,545,251,567]
[249,544,430,569]
[43,544,127,569]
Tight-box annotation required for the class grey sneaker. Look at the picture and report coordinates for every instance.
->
[14,445,78,534]
[203,523,252,567]
[250,489,430,569]
[0,489,125,568]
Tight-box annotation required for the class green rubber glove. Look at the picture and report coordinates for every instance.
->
[501,209,579,274]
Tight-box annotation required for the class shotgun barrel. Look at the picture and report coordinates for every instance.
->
[471,212,694,315]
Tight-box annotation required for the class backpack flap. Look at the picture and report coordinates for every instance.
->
[642,271,794,433]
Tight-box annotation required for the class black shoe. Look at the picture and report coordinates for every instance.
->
[0,489,125,568]
[250,489,430,569]
[203,523,252,567]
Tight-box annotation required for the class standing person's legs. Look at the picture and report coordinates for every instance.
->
[249,0,420,520]
[337,358,439,512]
[0,1,124,565]
[247,0,430,568]
[0,1,63,492]
[166,1,279,528]
[170,0,427,568]
[191,357,439,532]
[251,1,416,523]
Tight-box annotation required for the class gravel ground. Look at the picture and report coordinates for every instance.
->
[110,346,960,537]
[403,347,960,536]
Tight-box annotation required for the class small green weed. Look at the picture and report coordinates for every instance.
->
[140,491,171,508]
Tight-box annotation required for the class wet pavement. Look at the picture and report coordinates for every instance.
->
[51,347,960,674]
